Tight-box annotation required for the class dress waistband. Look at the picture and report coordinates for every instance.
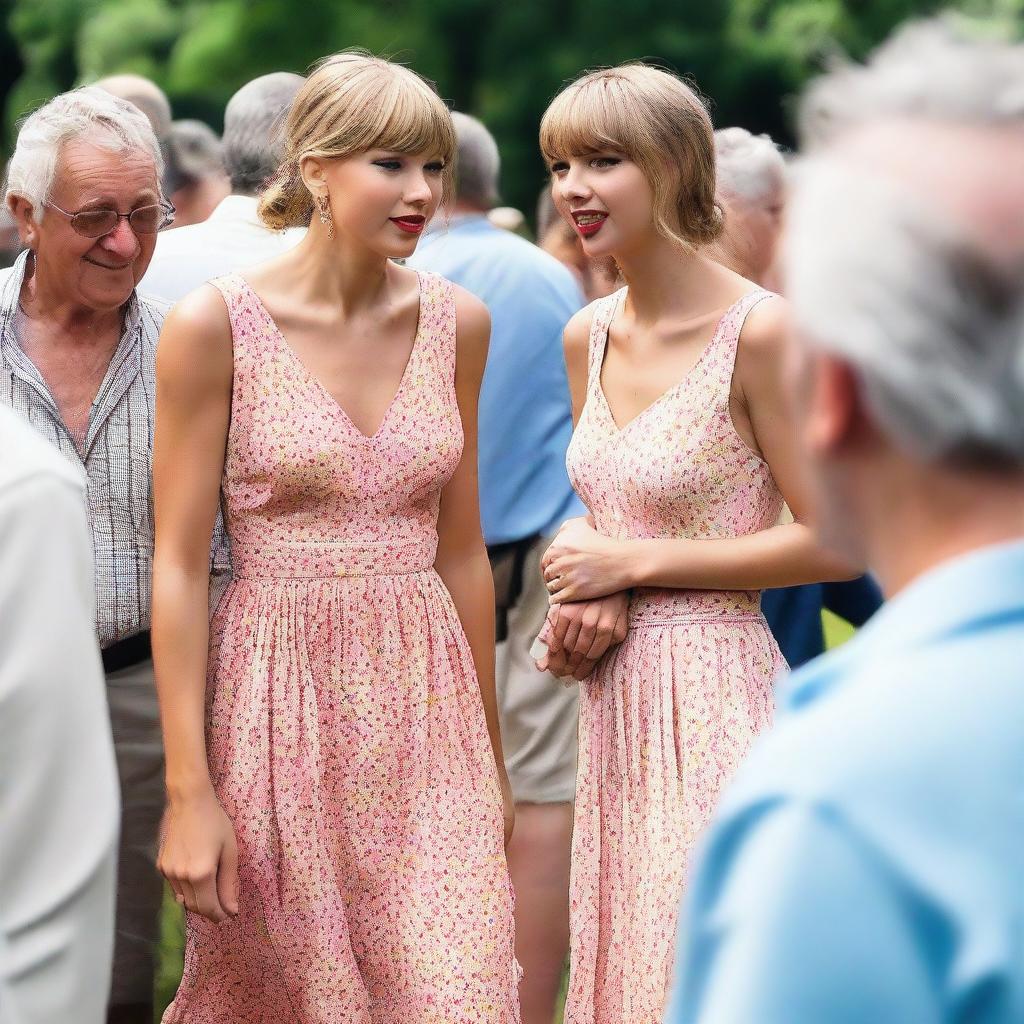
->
[230,537,437,580]
[628,588,765,628]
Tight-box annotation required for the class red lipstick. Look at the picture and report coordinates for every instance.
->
[391,215,426,235]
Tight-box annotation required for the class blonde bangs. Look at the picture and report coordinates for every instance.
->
[292,52,456,198]
[539,63,724,249]
[540,73,644,164]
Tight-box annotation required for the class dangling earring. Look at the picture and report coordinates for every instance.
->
[316,193,334,239]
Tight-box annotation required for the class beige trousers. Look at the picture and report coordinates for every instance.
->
[495,536,579,804]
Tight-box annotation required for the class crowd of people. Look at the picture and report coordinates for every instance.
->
[0,14,1022,1024]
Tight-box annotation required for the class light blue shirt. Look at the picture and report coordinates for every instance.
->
[409,215,585,544]
[669,539,1024,1024]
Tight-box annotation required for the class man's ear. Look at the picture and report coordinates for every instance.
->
[8,194,39,248]
[806,351,865,458]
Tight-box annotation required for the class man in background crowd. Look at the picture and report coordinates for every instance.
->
[96,73,182,197]
[142,72,305,302]
[3,86,174,1023]
[713,124,883,668]
[164,118,230,228]
[409,112,598,1024]
[671,20,1024,1020]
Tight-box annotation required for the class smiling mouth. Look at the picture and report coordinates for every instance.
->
[84,256,133,270]
[571,211,608,237]
[390,216,426,235]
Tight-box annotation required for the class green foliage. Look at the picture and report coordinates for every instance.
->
[2,0,1017,228]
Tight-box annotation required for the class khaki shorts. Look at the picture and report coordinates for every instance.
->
[495,536,579,804]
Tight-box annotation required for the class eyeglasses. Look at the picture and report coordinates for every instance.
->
[44,200,175,238]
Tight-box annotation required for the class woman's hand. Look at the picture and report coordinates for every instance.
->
[541,517,636,603]
[158,787,240,923]
[537,591,630,679]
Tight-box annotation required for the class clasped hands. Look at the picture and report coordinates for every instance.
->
[535,516,634,680]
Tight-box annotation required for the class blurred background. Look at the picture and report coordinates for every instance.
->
[2,0,1020,229]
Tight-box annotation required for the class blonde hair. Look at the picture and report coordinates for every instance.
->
[258,51,456,230]
[539,63,723,249]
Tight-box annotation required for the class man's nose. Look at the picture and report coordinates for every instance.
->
[98,217,140,260]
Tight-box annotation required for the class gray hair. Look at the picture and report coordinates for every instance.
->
[223,72,304,195]
[714,127,785,203]
[167,119,225,186]
[5,86,163,223]
[787,19,1024,469]
[452,111,500,209]
[800,18,1024,145]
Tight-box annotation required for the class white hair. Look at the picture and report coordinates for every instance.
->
[713,127,785,203]
[799,17,1024,146]
[788,19,1024,469]
[452,111,500,209]
[5,85,163,223]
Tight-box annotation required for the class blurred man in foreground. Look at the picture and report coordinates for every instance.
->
[671,19,1024,1022]
[0,405,119,1024]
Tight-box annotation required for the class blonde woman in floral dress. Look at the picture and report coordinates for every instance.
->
[536,65,855,1023]
[152,54,519,1023]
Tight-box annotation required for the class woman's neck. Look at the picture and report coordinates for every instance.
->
[280,224,397,314]
[614,231,734,326]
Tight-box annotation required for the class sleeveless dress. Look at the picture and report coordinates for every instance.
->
[162,271,520,1024]
[561,288,786,1023]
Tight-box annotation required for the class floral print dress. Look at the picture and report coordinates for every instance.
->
[162,271,520,1024]
[562,287,786,1024]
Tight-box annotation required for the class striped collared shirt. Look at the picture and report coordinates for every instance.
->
[0,250,167,648]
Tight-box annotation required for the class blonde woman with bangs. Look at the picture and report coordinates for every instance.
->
[535,65,855,1021]
[152,53,520,1022]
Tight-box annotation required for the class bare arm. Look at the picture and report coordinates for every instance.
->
[151,286,239,922]
[544,299,858,603]
[433,286,513,845]
[541,307,630,677]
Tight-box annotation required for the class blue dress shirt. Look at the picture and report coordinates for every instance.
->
[762,576,884,668]
[669,539,1024,1023]
[409,215,585,544]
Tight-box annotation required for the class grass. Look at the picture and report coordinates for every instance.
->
[155,612,856,1021]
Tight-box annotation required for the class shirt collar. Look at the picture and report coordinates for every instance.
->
[207,194,262,227]
[782,537,1024,710]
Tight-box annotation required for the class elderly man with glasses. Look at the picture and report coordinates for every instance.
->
[2,85,175,1024]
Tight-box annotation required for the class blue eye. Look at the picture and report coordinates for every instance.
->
[592,156,620,169]
[374,159,402,171]
[425,162,445,174]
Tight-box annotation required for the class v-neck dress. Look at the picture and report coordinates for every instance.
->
[561,287,786,1024]
[162,271,520,1024]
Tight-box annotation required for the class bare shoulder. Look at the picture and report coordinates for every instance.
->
[451,282,491,368]
[738,293,788,353]
[563,301,599,360]
[735,293,789,384]
[157,284,233,385]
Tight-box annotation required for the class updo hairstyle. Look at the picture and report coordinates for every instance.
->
[258,51,456,230]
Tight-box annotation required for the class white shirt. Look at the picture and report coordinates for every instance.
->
[140,194,306,303]
[0,406,119,1024]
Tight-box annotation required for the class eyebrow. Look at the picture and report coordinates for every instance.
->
[77,190,160,210]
